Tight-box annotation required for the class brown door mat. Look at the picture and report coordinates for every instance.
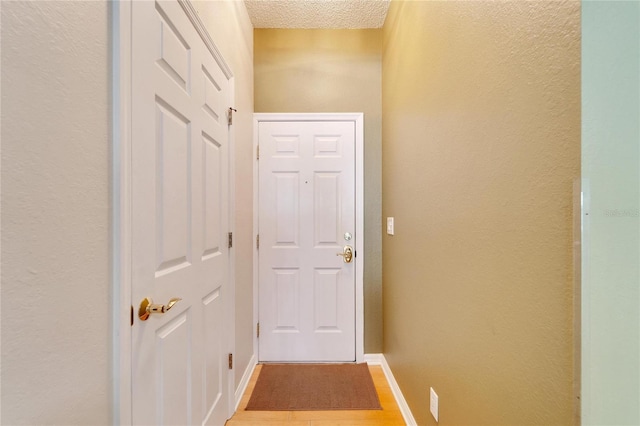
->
[245,363,382,411]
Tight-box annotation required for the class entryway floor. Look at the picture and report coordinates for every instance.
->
[226,364,406,425]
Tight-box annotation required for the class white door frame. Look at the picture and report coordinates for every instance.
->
[112,1,236,423]
[252,113,365,363]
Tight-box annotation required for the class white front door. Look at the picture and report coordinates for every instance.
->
[131,1,231,424]
[258,119,358,362]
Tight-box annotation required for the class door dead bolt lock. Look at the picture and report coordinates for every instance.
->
[336,245,353,263]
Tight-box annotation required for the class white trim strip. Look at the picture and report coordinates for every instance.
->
[364,354,417,426]
[234,355,258,412]
[112,1,132,424]
[354,113,364,363]
[177,0,233,79]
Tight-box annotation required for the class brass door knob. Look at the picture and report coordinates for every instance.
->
[138,297,182,321]
[336,245,353,263]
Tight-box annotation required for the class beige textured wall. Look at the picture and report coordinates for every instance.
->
[192,0,255,391]
[382,1,580,425]
[1,2,111,423]
[254,29,383,352]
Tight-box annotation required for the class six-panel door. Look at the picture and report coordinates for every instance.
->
[131,1,230,424]
[259,120,356,362]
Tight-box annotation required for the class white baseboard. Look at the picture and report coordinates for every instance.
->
[234,354,257,411]
[364,353,417,426]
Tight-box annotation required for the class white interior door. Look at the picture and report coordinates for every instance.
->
[258,120,357,362]
[131,1,231,424]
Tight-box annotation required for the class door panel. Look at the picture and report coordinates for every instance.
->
[275,173,300,245]
[314,173,340,244]
[314,268,340,330]
[275,268,300,330]
[131,1,230,424]
[202,134,222,260]
[202,288,223,424]
[259,120,356,362]
[155,99,191,274]
[156,312,192,426]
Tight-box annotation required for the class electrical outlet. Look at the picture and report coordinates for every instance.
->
[386,217,394,235]
[430,387,439,422]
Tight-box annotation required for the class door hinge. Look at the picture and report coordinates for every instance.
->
[257,323,260,338]
[256,234,260,249]
[256,145,259,160]
[228,353,233,369]
[228,232,233,248]
[227,107,237,125]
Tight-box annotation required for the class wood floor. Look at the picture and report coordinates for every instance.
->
[226,364,406,426]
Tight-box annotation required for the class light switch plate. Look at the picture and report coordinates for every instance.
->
[386,217,394,235]
[430,387,438,422]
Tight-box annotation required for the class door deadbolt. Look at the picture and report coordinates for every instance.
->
[336,245,353,263]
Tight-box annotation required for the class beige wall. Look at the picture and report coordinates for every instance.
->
[192,0,255,391]
[382,1,580,425]
[254,29,383,352]
[1,1,254,423]
[1,2,111,423]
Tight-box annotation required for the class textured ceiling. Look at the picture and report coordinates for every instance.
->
[244,0,391,29]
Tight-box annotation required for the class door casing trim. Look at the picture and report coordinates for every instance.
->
[112,1,236,423]
[112,2,132,423]
[252,113,365,363]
